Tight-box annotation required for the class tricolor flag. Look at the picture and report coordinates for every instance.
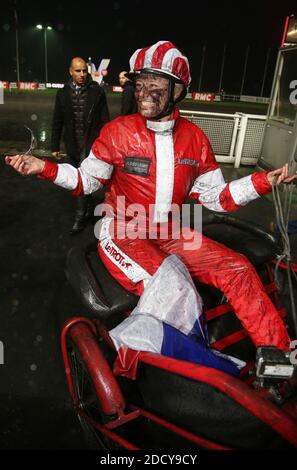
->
[110,255,245,378]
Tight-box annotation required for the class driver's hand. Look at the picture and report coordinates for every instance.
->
[5,154,45,176]
[267,163,297,185]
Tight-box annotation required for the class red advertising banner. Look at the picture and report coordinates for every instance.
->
[192,92,215,102]
[0,81,9,89]
[0,81,65,90]
[18,82,38,90]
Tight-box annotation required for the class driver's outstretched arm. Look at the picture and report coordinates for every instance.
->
[5,152,113,197]
[188,135,297,212]
[6,123,114,197]
[39,151,113,196]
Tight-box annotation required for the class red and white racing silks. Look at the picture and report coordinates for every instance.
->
[41,107,271,219]
[42,151,112,195]
[189,167,272,212]
[41,107,290,349]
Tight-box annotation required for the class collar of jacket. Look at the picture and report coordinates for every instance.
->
[145,107,180,134]
[68,73,93,92]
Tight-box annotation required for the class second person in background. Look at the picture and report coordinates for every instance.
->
[119,70,137,116]
[51,57,110,235]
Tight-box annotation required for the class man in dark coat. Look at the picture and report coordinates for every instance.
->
[119,71,137,115]
[51,57,110,234]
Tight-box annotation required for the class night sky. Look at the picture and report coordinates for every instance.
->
[1,0,297,95]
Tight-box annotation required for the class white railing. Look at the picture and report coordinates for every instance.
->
[180,110,267,167]
[239,95,270,104]
[185,93,270,104]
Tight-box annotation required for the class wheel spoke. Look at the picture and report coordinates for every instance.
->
[67,339,116,450]
[72,350,83,403]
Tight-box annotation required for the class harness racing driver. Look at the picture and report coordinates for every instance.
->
[6,41,297,367]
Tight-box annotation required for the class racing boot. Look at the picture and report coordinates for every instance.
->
[69,195,91,235]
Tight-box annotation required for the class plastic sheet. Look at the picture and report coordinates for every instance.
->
[110,255,245,377]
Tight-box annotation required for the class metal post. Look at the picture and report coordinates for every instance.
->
[218,44,226,92]
[229,113,241,159]
[15,26,20,82]
[240,45,250,96]
[260,48,271,97]
[44,28,48,83]
[198,44,206,91]
[14,6,20,82]
[234,114,248,168]
[281,15,290,48]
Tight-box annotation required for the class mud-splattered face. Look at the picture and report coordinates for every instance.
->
[135,74,169,118]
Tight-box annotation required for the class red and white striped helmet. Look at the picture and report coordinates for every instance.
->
[129,40,191,88]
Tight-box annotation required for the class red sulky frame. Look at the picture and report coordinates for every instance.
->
[60,261,297,450]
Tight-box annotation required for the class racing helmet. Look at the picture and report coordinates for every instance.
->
[127,40,191,118]
[128,40,191,88]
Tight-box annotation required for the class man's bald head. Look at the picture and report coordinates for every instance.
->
[69,57,88,86]
[119,71,129,86]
